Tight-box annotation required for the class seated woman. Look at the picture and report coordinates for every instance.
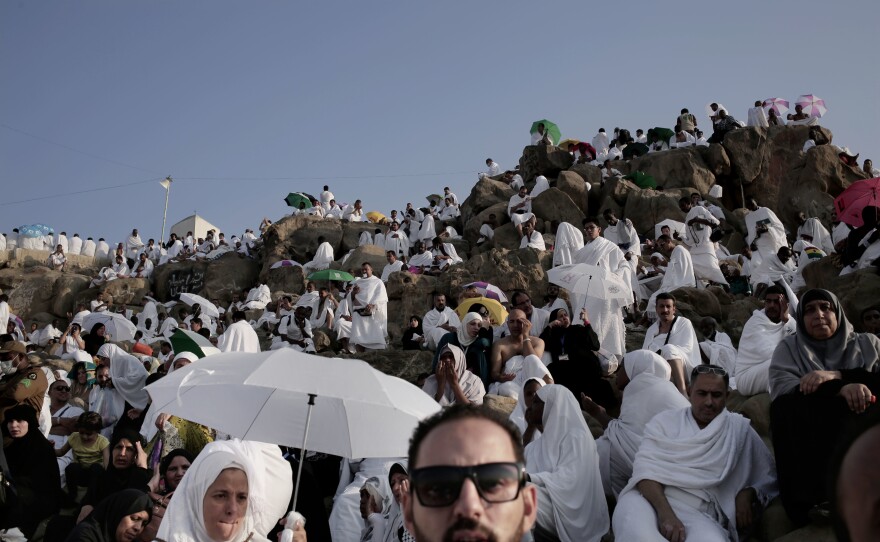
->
[580,350,690,498]
[69,360,97,408]
[769,289,880,526]
[401,315,423,350]
[540,307,616,409]
[157,439,293,542]
[524,385,609,542]
[84,323,107,357]
[140,449,195,541]
[422,344,485,406]
[0,405,61,539]
[433,309,493,386]
[64,488,152,542]
[78,430,153,523]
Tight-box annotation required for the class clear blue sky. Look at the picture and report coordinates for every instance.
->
[2,0,878,247]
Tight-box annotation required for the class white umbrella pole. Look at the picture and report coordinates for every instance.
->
[291,393,317,513]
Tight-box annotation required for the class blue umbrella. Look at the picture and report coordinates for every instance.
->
[19,224,54,238]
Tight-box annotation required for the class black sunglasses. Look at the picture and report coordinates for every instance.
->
[53,386,70,392]
[410,462,525,507]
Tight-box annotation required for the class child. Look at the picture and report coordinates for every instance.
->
[56,412,109,494]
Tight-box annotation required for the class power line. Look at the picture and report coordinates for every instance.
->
[0,177,163,207]
[0,123,164,176]
[175,171,476,181]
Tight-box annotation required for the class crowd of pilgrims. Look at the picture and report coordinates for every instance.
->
[0,100,878,541]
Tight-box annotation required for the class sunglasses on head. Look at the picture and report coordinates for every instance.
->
[692,365,727,377]
[409,462,525,507]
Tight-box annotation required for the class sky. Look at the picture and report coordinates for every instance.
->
[2,0,879,247]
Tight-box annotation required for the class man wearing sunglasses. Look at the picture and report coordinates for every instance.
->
[403,405,537,542]
[612,365,778,542]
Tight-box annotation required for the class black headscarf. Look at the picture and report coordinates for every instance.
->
[84,430,152,506]
[66,489,152,542]
[84,323,107,357]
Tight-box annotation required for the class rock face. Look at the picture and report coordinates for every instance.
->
[0,268,90,322]
[629,147,716,195]
[460,178,515,225]
[152,255,261,306]
[518,145,574,182]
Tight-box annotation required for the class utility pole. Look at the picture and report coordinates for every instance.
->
[160,176,173,245]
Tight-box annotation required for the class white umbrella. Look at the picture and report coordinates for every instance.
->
[547,264,630,302]
[655,219,686,240]
[146,349,440,509]
[82,312,137,342]
[178,292,220,319]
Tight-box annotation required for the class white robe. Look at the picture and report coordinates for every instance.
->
[572,237,630,357]
[751,254,795,288]
[380,260,403,282]
[525,385,609,542]
[532,176,550,198]
[613,408,778,542]
[243,284,271,310]
[745,207,787,260]
[81,239,97,257]
[553,223,584,267]
[408,251,433,269]
[303,242,335,274]
[125,234,144,261]
[218,320,262,353]
[95,240,110,260]
[431,243,463,269]
[734,309,796,396]
[642,316,701,380]
[507,194,533,227]
[747,106,769,127]
[647,246,696,318]
[684,206,728,285]
[592,132,610,155]
[487,354,552,400]
[418,215,437,241]
[68,236,82,255]
[699,332,738,378]
[422,307,461,350]
[796,217,835,254]
[597,351,690,497]
[0,301,8,337]
[383,231,409,257]
[520,231,546,250]
[350,276,388,349]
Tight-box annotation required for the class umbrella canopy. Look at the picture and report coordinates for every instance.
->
[455,297,508,326]
[18,224,54,238]
[425,194,442,205]
[270,259,303,269]
[547,264,630,302]
[795,94,828,118]
[145,350,441,458]
[284,193,313,209]
[834,178,880,228]
[530,120,562,146]
[557,138,581,150]
[83,312,138,342]
[623,170,656,189]
[762,97,790,116]
[307,269,355,282]
[169,328,221,359]
[178,293,220,319]
[461,281,509,303]
[366,211,387,224]
[646,127,675,144]
[655,219,687,240]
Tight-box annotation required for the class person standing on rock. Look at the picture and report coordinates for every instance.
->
[507,186,533,239]
[676,108,697,135]
[678,197,730,289]
[383,221,409,258]
[349,262,388,352]
[124,229,144,268]
[645,235,696,321]
[320,184,334,210]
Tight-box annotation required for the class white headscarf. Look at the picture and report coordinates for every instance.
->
[524,385,609,542]
[157,439,293,542]
[509,377,545,438]
[456,312,482,348]
[421,344,485,406]
[96,343,149,409]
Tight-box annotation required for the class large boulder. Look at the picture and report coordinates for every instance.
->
[203,254,261,303]
[623,188,689,236]
[460,178,515,224]
[341,222,384,254]
[629,147,717,195]
[384,271,439,344]
[261,215,344,270]
[463,202,509,247]
[330,244,388,276]
[0,268,91,321]
[556,171,590,215]
[463,248,548,307]
[519,145,574,183]
[152,260,209,301]
[99,278,152,307]
[263,264,305,296]
[568,163,602,185]
[531,188,585,230]
[701,143,732,177]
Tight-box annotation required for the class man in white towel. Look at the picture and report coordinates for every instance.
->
[408,241,434,271]
[124,229,144,267]
[68,233,82,255]
[745,199,787,260]
[380,250,404,282]
[130,252,154,279]
[488,309,552,399]
[572,218,632,357]
[552,222,584,267]
[734,285,796,396]
[81,237,97,258]
[319,185,334,210]
[507,186,533,238]
[422,293,461,351]
[484,158,501,178]
[242,283,271,310]
[795,214,835,254]
[218,310,261,352]
[697,317,737,377]
[383,221,409,257]
[646,235,696,320]
[750,246,795,294]
[519,219,545,250]
[430,236,463,271]
[303,238,335,274]
[679,197,729,287]
[349,262,388,351]
[642,293,701,395]
[612,365,778,542]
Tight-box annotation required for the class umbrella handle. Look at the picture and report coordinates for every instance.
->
[291,393,317,513]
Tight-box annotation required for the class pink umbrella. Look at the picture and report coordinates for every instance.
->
[834,178,880,228]
[762,97,789,116]
[270,259,302,269]
[795,94,828,118]
[461,281,509,303]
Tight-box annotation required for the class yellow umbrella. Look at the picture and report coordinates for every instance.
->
[557,138,581,150]
[366,211,387,224]
[456,297,508,326]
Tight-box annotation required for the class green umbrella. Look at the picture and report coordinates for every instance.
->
[623,170,657,189]
[530,119,562,146]
[307,269,355,282]
[170,328,220,359]
[284,193,313,209]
